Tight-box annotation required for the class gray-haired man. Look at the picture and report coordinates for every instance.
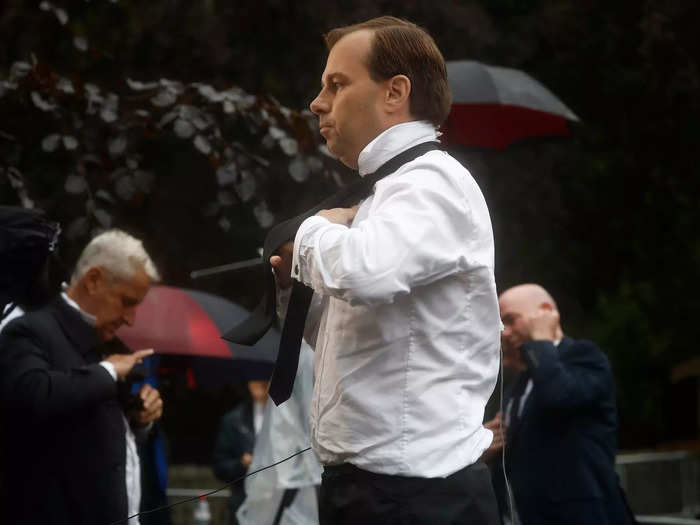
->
[0,229,162,525]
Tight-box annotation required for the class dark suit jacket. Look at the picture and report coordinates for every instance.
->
[0,296,129,525]
[212,401,256,515]
[505,337,632,525]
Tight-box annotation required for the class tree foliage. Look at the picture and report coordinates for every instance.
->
[0,0,348,300]
[2,0,698,447]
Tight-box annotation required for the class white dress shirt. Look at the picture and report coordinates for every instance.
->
[291,121,501,478]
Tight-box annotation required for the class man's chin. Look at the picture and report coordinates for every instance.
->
[323,142,358,170]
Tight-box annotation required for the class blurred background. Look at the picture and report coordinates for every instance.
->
[1,1,699,523]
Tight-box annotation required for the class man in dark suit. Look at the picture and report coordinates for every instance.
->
[0,229,163,525]
[213,380,268,525]
[486,283,632,525]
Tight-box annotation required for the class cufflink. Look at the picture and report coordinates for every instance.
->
[294,264,299,275]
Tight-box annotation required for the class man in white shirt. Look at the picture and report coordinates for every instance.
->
[0,229,163,525]
[270,16,501,525]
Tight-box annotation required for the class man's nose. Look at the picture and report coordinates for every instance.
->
[310,91,328,115]
[123,307,136,326]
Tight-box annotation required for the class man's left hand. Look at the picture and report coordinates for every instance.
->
[316,205,358,226]
[131,384,163,426]
[270,241,294,290]
[481,412,505,463]
[526,308,560,342]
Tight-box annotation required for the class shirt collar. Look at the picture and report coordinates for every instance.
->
[61,282,97,327]
[357,121,438,177]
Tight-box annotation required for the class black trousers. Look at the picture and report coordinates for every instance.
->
[319,461,501,525]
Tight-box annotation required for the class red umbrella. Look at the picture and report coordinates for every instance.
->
[116,285,278,362]
[441,60,579,150]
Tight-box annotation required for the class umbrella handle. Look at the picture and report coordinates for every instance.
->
[189,258,264,279]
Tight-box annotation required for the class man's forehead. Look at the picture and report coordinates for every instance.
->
[501,284,553,309]
[500,289,548,318]
[112,268,151,292]
[499,293,527,315]
[322,30,373,78]
[499,303,518,318]
[330,28,374,53]
[119,283,150,306]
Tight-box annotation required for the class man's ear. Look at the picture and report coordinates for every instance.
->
[84,267,105,295]
[385,74,411,114]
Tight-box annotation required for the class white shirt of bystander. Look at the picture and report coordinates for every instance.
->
[292,120,501,478]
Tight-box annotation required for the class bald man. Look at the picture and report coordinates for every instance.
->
[490,284,633,525]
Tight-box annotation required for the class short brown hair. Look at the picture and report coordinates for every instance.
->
[324,16,452,127]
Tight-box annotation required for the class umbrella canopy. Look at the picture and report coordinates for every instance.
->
[117,285,279,362]
[442,60,579,150]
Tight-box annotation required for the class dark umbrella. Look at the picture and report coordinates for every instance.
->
[0,206,61,316]
[117,285,279,362]
[441,60,579,150]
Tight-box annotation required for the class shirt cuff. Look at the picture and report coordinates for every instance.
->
[292,215,329,284]
[132,421,154,440]
[99,361,118,382]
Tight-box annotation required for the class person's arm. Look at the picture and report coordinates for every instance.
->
[519,308,612,411]
[0,322,117,424]
[292,167,476,306]
[523,339,612,411]
[212,411,250,482]
[128,383,163,441]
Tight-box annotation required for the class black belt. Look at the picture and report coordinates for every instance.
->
[323,461,486,480]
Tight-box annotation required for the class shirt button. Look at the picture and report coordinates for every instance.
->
[294,264,299,275]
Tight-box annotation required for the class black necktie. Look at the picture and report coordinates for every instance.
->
[224,141,440,405]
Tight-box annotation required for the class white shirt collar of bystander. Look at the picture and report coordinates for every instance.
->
[60,282,97,327]
[357,120,438,177]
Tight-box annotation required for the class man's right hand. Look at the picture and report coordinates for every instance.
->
[270,241,294,290]
[104,349,154,381]
[316,205,358,226]
[526,307,560,342]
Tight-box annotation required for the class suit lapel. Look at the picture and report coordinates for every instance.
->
[49,296,101,361]
[517,337,573,423]
[517,377,534,426]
